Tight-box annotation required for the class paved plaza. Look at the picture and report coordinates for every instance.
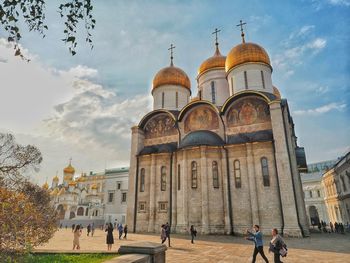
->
[36,229,350,262]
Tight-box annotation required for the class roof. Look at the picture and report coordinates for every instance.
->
[105,167,129,175]
[227,130,273,144]
[179,130,224,149]
[139,142,178,155]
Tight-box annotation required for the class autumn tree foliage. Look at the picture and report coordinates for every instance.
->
[0,133,58,259]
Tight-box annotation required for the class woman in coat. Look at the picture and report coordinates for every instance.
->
[269,228,287,263]
[105,223,114,251]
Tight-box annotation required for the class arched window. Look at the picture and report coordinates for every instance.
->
[244,71,248,89]
[211,81,216,104]
[191,161,198,189]
[177,164,181,191]
[162,92,165,108]
[234,160,241,188]
[140,168,145,192]
[212,161,219,188]
[161,166,166,191]
[231,77,234,94]
[261,157,270,187]
[77,207,84,216]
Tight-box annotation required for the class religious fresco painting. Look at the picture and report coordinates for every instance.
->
[184,106,219,133]
[226,97,270,127]
[143,114,177,139]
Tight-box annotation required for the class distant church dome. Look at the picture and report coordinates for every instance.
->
[53,175,59,182]
[153,64,191,91]
[91,183,98,190]
[42,182,49,190]
[225,42,271,73]
[198,46,226,77]
[64,161,75,174]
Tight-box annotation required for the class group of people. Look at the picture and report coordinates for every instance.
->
[160,223,198,246]
[105,223,128,251]
[316,220,349,234]
[245,225,287,263]
[71,222,128,251]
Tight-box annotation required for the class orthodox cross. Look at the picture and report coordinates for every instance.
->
[168,44,175,66]
[236,20,247,43]
[212,28,221,46]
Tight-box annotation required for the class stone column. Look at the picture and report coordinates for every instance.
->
[270,102,302,236]
[246,143,260,226]
[220,148,231,234]
[200,146,210,233]
[148,154,156,232]
[182,150,189,230]
[126,126,144,232]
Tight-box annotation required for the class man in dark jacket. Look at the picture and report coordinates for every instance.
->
[165,222,171,247]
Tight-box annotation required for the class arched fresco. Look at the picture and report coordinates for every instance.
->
[143,113,177,139]
[226,97,270,127]
[184,106,219,133]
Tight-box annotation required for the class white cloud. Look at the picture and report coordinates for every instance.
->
[64,65,98,79]
[327,0,350,6]
[293,102,346,115]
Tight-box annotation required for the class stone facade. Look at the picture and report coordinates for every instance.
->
[127,37,309,237]
[322,152,350,224]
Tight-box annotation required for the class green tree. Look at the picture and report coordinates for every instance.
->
[0,0,95,59]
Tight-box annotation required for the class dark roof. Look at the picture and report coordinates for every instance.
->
[139,142,177,155]
[179,130,224,148]
[227,130,273,144]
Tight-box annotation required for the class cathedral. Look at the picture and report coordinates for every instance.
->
[126,25,309,237]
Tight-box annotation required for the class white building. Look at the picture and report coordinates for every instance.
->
[45,161,129,227]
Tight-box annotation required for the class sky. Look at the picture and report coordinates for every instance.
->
[0,0,349,185]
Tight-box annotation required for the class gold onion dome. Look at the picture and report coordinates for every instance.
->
[68,181,77,186]
[198,46,226,77]
[63,162,75,174]
[50,188,59,196]
[91,183,98,190]
[152,64,191,91]
[53,175,59,182]
[42,182,49,189]
[273,86,281,99]
[225,42,271,73]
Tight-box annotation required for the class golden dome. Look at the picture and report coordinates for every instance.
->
[68,181,77,187]
[198,46,226,77]
[50,188,59,196]
[63,162,75,174]
[42,182,49,190]
[152,64,191,91]
[273,86,281,99]
[91,183,98,190]
[53,175,59,182]
[76,176,84,182]
[225,42,271,73]
[58,188,66,196]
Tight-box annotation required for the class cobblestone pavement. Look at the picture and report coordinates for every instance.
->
[36,229,350,262]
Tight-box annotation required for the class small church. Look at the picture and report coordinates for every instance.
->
[126,22,309,237]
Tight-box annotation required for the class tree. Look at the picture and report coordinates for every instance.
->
[0,0,95,59]
[0,133,42,189]
[0,133,58,259]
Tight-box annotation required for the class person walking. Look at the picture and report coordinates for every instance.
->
[72,225,82,250]
[87,224,91,236]
[330,222,334,233]
[105,223,114,251]
[123,225,128,239]
[164,222,171,247]
[118,224,124,240]
[160,224,166,244]
[269,228,287,263]
[246,225,269,263]
[190,225,197,244]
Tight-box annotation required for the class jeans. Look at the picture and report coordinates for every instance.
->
[252,246,269,263]
[274,252,282,263]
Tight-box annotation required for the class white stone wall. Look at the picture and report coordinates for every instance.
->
[227,64,273,95]
[197,69,230,106]
[153,85,190,111]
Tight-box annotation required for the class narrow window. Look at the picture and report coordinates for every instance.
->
[234,160,241,188]
[161,166,166,191]
[177,164,181,191]
[341,176,347,191]
[261,70,265,89]
[191,161,197,189]
[122,192,127,202]
[117,183,121,189]
[198,90,202,100]
[162,92,165,108]
[108,191,114,203]
[309,190,313,198]
[317,190,321,197]
[231,77,234,94]
[211,81,216,104]
[244,71,248,89]
[140,168,145,192]
[212,161,219,188]
[176,92,179,108]
[261,157,270,186]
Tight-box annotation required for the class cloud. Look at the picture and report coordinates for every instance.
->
[64,65,99,79]
[310,0,350,10]
[293,102,346,115]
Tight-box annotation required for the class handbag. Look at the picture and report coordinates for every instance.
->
[279,246,288,257]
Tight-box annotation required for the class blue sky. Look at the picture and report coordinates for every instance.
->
[0,0,349,183]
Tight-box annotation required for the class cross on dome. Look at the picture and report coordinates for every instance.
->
[212,28,221,47]
[236,20,247,43]
[168,44,175,66]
